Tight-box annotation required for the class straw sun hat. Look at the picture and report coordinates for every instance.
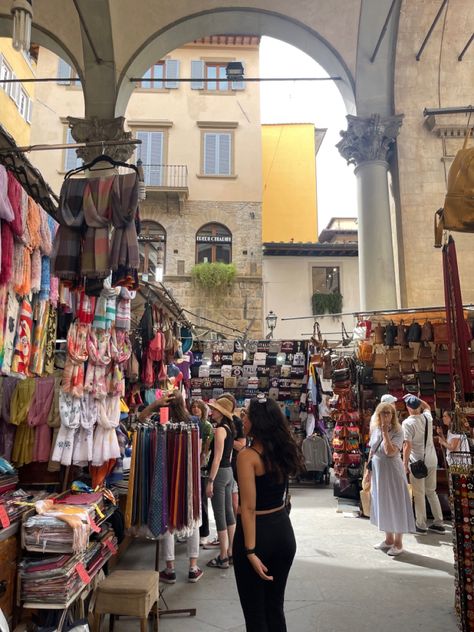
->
[208,397,234,421]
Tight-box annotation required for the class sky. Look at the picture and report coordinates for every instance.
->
[259,36,357,233]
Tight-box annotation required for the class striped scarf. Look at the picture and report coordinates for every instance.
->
[110,172,139,271]
[81,176,114,278]
[54,178,86,282]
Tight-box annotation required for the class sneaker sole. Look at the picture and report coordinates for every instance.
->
[159,579,176,584]
[188,575,203,583]
[415,530,428,536]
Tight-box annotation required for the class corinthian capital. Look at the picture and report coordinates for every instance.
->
[67,116,134,163]
[336,114,403,166]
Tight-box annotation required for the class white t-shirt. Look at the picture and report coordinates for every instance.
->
[402,411,438,469]
[446,430,470,465]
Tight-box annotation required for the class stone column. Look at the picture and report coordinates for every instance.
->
[67,116,135,163]
[337,113,403,311]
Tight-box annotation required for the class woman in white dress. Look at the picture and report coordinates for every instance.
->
[369,402,415,556]
[437,410,470,466]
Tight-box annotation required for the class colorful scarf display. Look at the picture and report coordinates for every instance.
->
[54,178,86,281]
[28,377,55,462]
[110,172,139,272]
[62,322,89,397]
[10,297,33,378]
[81,176,114,278]
[84,329,111,399]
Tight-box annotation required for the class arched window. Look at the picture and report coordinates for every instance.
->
[196,223,232,264]
[138,221,166,281]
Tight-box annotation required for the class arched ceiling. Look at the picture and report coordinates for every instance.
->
[0,0,400,119]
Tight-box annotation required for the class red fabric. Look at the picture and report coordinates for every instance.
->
[443,237,473,400]
[6,171,23,237]
[0,223,14,285]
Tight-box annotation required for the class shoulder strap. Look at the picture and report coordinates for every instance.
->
[422,412,428,456]
[247,445,263,459]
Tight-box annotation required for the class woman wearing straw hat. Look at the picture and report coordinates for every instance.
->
[206,396,236,569]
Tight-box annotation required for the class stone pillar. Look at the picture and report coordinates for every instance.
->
[67,116,135,163]
[337,113,403,311]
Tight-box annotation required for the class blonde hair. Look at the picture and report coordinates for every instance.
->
[371,403,401,433]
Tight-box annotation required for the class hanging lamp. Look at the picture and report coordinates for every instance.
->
[11,0,33,53]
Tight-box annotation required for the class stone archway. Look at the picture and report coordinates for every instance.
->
[115,8,356,117]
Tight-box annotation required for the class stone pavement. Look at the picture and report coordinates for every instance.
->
[115,486,458,631]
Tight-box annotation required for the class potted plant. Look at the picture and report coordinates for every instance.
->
[311,291,343,316]
[191,262,237,292]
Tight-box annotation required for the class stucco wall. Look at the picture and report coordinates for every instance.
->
[395,0,474,307]
[263,255,359,340]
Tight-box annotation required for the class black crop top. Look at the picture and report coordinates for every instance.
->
[210,423,234,469]
[238,447,286,511]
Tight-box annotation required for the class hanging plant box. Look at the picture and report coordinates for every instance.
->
[311,292,343,316]
[191,262,237,291]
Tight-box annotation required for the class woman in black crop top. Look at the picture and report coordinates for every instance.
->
[205,396,236,569]
[233,396,304,632]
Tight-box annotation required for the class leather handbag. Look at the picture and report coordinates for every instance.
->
[373,351,386,369]
[372,368,386,384]
[396,323,408,346]
[360,366,373,385]
[400,360,414,374]
[387,377,403,391]
[434,129,474,247]
[418,371,434,385]
[358,341,373,362]
[374,323,385,345]
[418,357,433,371]
[433,322,449,344]
[333,367,351,382]
[421,321,434,342]
[387,365,401,380]
[384,322,397,347]
[436,345,450,364]
[407,322,422,343]
[401,347,414,361]
[386,348,400,365]
[410,414,429,479]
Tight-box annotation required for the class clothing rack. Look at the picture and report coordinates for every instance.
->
[282,303,474,321]
[0,138,141,155]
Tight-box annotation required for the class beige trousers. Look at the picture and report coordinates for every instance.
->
[409,466,443,529]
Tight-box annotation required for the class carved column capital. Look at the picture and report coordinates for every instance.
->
[336,114,404,167]
[67,116,134,163]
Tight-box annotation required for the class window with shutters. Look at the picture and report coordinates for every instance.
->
[201,131,233,177]
[196,223,232,264]
[63,127,83,172]
[134,130,166,185]
[191,60,245,92]
[57,58,81,86]
[138,221,166,279]
[139,59,180,90]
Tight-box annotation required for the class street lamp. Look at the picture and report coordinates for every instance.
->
[11,0,33,53]
[265,310,278,339]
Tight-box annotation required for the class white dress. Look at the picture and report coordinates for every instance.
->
[370,428,416,534]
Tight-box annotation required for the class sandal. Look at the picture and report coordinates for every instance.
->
[206,555,229,569]
[228,556,233,566]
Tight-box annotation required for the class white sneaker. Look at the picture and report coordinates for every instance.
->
[387,546,403,556]
[374,541,392,550]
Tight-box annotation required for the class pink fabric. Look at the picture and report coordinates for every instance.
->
[28,377,55,462]
[7,171,23,237]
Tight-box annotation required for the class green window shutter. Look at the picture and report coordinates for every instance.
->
[164,60,180,89]
[191,60,204,90]
[57,58,71,85]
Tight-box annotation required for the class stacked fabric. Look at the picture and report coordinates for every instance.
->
[20,553,84,605]
[0,457,18,494]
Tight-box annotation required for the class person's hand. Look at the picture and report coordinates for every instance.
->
[247,554,273,581]
[154,392,173,408]
[436,426,445,438]
[206,481,214,498]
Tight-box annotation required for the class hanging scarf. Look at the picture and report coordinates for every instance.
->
[2,291,20,376]
[0,223,14,286]
[46,374,61,472]
[81,176,114,278]
[77,291,96,325]
[0,285,7,369]
[51,391,82,466]
[62,322,89,397]
[53,178,86,281]
[7,171,23,237]
[0,166,14,222]
[0,377,17,461]
[91,394,121,466]
[11,378,36,467]
[28,376,55,462]
[92,277,120,330]
[108,328,131,396]
[39,207,53,256]
[10,297,33,378]
[73,393,98,466]
[43,304,58,375]
[84,329,111,399]
[29,299,50,376]
[110,172,139,271]
[116,287,135,330]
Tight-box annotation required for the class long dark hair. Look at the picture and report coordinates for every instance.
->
[169,391,191,423]
[247,397,304,482]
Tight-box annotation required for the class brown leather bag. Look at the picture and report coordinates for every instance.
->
[396,323,408,346]
[420,321,434,342]
[374,323,385,345]
[418,356,433,372]
[373,351,386,369]
[400,360,414,374]
[386,348,400,365]
[387,365,401,380]
[372,368,387,384]
[435,129,474,247]
[400,347,414,362]
[436,345,450,364]
[433,322,449,344]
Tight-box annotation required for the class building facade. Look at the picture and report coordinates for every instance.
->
[29,37,263,338]
[0,37,35,145]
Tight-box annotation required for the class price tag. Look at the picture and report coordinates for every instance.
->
[93,503,105,519]
[0,505,10,528]
[105,540,117,554]
[75,562,91,585]
[88,515,101,533]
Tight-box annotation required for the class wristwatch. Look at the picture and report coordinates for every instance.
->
[208,478,214,484]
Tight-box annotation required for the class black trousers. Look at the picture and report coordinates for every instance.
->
[199,474,209,538]
[233,509,296,632]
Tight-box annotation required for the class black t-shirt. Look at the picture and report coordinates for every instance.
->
[232,414,245,477]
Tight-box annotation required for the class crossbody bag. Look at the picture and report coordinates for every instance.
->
[409,413,429,479]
